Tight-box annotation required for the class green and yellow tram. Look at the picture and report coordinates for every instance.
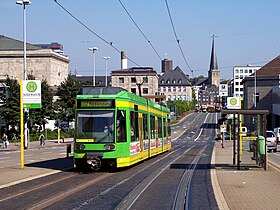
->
[74,87,171,170]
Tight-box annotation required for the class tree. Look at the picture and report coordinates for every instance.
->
[55,74,81,130]
[0,76,20,129]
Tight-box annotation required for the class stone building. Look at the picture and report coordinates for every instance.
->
[111,67,159,97]
[0,35,69,87]
[158,66,192,101]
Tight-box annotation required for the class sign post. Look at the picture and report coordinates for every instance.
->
[20,80,41,169]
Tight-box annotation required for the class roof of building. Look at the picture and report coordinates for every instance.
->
[193,77,208,86]
[254,55,280,76]
[0,35,41,51]
[158,66,191,86]
[111,67,158,76]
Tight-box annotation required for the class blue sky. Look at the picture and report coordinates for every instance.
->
[1,0,280,79]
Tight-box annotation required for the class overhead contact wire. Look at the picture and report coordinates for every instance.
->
[165,0,194,77]
[118,0,162,60]
[53,0,141,67]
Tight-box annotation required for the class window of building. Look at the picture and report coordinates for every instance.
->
[240,88,243,91]
[143,88,148,94]
[240,69,243,73]
[249,69,253,73]
[167,79,170,84]
[143,77,148,83]
[178,79,182,84]
[131,77,136,83]
[235,69,239,74]
[131,88,136,94]
[172,79,176,84]
[235,82,239,85]
[119,77,124,83]
[244,69,248,74]
[168,87,171,92]
[161,80,164,84]
[235,88,239,91]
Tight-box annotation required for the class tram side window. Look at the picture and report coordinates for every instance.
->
[116,110,127,142]
[143,114,148,140]
[163,119,167,138]
[130,111,139,141]
[168,119,171,137]
[158,117,162,138]
[150,116,155,139]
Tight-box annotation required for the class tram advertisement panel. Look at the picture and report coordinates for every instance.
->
[130,142,141,155]
[150,139,156,149]
[143,140,149,151]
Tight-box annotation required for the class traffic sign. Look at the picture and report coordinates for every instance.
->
[23,80,41,108]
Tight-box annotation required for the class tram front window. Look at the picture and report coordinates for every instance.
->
[76,110,115,143]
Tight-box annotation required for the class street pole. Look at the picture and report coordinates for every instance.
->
[88,47,98,86]
[16,0,32,167]
[103,56,110,87]
[254,69,257,108]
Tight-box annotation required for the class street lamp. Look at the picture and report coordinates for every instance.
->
[88,47,98,86]
[103,56,110,87]
[16,0,31,81]
[16,0,31,150]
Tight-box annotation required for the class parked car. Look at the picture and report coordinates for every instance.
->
[273,127,280,144]
[267,130,277,153]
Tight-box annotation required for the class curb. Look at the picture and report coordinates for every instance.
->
[211,144,230,210]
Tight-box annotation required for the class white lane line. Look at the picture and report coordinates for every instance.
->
[194,113,209,141]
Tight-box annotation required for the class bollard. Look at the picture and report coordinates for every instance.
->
[66,143,71,158]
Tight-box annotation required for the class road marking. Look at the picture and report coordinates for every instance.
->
[194,113,209,141]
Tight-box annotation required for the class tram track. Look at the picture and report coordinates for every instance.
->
[0,112,218,209]
[0,171,112,209]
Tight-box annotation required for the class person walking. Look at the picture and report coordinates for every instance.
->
[39,133,45,146]
[2,133,8,149]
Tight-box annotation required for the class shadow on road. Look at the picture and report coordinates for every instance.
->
[25,157,74,171]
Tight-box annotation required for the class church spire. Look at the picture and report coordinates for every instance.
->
[208,35,220,87]
[209,35,218,71]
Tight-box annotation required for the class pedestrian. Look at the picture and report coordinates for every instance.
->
[39,133,45,146]
[2,133,8,149]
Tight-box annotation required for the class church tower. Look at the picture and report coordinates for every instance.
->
[208,35,220,87]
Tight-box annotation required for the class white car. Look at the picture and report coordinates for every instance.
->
[267,131,277,153]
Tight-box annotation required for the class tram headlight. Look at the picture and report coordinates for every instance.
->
[75,143,85,150]
[104,144,115,150]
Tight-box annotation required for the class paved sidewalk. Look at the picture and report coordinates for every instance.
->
[213,140,280,210]
[0,138,73,189]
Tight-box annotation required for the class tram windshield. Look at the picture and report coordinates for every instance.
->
[76,110,115,143]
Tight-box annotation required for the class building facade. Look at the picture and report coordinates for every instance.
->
[111,67,159,97]
[0,35,69,87]
[233,65,261,98]
[158,66,192,101]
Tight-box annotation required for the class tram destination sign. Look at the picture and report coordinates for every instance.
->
[78,100,114,108]
[23,80,41,109]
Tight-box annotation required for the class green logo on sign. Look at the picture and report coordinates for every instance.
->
[26,81,37,92]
